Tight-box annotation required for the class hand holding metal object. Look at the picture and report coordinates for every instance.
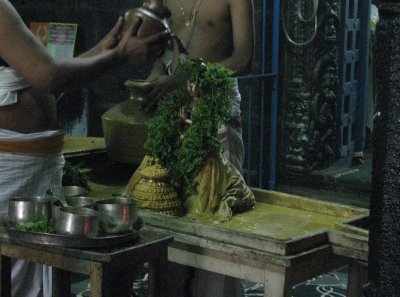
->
[123,0,172,38]
[52,186,69,208]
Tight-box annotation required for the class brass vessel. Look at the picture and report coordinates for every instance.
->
[101,80,151,165]
[123,0,171,38]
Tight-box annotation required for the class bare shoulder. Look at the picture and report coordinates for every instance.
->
[226,0,253,7]
[0,0,17,19]
[0,1,22,34]
[225,0,253,9]
[0,0,12,23]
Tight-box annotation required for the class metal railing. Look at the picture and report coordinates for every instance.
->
[239,0,281,189]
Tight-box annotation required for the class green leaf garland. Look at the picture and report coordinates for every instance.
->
[144,58,233,194]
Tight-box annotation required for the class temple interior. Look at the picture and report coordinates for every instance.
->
[0,0,398,297]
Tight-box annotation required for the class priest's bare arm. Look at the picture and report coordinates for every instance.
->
[0,0,169,93]
[0,0,169,132]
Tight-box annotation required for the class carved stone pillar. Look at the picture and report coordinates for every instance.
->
[365,1,400,296]
[282,0,339,173]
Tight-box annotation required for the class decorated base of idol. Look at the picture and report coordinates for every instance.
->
[123,58,255,221]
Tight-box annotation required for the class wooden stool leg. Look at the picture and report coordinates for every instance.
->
[90,263,103,297]
[52,268,71,297]
[148,249,168,297]
[0,255,11,297]
[102,263,139,297]
[347,261,368,297]
[263,267,288,297]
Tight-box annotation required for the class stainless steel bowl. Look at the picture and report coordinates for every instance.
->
[46,186,89,199]
[55,206,99,238]
[95,197,138,234]
[8,196,52,225]
[51,196,95,223]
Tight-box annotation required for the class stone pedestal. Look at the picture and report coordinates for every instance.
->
[365,1,400,296]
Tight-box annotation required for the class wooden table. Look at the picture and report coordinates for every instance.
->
[60,147,369,297]
[164,228,347,297]
[0,228,173,297]
[139,188,368,297]
[329,231,369,297]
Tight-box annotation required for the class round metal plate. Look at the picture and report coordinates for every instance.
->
[6,217,143,248]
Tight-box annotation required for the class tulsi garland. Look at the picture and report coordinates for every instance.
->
[144,58,233,194]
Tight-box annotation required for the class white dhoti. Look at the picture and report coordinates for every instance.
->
[0,129,65,297]
[218,78,245,174]
[0,66,31,106]
[219,118,244,175]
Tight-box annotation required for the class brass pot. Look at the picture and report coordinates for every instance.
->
[123,0,171,38]
[101,80,151,165]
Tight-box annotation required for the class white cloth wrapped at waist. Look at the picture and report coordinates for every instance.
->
[229,78,241,119]
[0,128,64,155]
[0,66,31,106]
[0,128,65,297]
[0,128,62,141]
[218,77,241,138]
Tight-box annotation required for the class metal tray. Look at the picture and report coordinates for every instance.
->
[6,217,143,249]
[62,136,106,157]
[140,189,369,256]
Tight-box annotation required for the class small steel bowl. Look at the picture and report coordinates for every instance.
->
[8,196,52,225]
[95,197,138,234]
[46,186,89,199]
[55,206,100,238]
[51,196,95,223]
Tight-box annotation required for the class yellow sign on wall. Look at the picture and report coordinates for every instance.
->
[30,22,78,60]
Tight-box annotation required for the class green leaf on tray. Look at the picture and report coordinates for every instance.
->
[18,218,56,234]
[62,160,90,190]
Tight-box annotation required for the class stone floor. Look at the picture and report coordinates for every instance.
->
[245,266,348,297]
[71,265,349,297]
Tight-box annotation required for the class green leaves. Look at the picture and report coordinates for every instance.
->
[18,218,56,234]
[144,58,233,195]
[62,161,90,190]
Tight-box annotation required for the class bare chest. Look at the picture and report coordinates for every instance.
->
[166,0,231,33]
